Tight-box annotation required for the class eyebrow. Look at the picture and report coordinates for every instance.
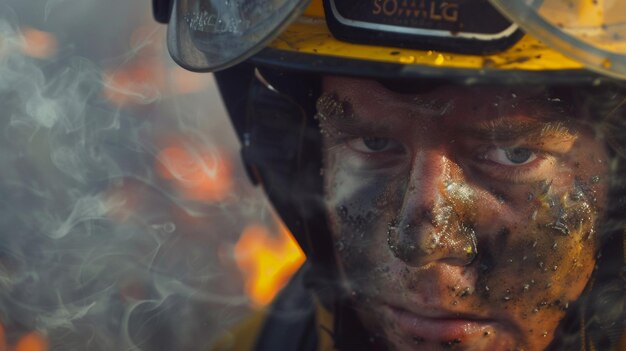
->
[316,93,393,135]
[464,119,576,142]
[316,92,579,142]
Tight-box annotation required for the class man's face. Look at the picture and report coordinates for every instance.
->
[319,76,609,351]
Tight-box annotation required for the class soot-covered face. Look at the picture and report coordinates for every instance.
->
[319,76,609,351]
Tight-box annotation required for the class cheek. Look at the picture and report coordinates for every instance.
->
[473,146,606,333]
[323,152,408,291]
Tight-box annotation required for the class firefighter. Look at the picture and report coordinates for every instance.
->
[153,0,626,349]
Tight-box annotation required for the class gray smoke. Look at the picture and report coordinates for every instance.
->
[0,1,266,350]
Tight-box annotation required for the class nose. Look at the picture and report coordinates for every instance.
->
[387,150,478,267]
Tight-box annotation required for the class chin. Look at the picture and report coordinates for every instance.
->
[356,305,551,351]
[380,328,525,351]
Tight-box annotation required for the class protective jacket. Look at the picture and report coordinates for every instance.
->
[211,266,334,351]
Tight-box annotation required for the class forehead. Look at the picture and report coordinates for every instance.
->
[320,75,574,123]
[322,75,558,99]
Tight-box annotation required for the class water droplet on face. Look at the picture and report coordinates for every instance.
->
[452,300,458,305]
[591,175,600,183]
[412,336,425,344]
[338,205,348,219]
[441,339,461,348]
[570,187,584,201]
[552,265,558,271]
[542,331,548,337]
[547,221,570,235]
[523,284,530,291]
[335,240,345,252]
[464,244,475,257]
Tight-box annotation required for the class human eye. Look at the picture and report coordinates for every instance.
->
[338,136,407,171]
[345,137,404,154]
[482,147,537,166]
[472,145,552,183]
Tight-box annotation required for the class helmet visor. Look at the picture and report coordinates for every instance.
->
[167,0,311,72]
[489,0,626,79]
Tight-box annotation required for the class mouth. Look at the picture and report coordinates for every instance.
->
[385,304,497,343]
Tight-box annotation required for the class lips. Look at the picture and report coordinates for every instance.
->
[386,304,495,342]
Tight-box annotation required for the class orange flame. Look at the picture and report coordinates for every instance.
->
[157,143,233,202]
[12,332,48,351]
[0,324,48,351]
[20,27,57,59]
[102,25,166,107]
[234,222,305,307]
[102,61,163,106]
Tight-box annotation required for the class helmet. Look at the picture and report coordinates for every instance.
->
[157,0,626,80]
[154,1,626,350]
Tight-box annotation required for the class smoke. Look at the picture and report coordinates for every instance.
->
[0,1,266,350]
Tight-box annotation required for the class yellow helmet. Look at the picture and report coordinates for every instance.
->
[159,0,626,81]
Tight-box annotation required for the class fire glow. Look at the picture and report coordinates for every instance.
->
[156,139,304,306]
[157,142,233,202]
[0,325,48,351]
[234,223,305,307]
[19,27,57,59]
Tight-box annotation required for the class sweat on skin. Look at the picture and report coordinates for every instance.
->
[318,76,608,351]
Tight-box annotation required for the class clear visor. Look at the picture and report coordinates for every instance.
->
[167,0,310,71]
[169,0,626,78]
[489,0,626,79]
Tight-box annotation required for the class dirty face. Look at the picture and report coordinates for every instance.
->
[319,76,609,351]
